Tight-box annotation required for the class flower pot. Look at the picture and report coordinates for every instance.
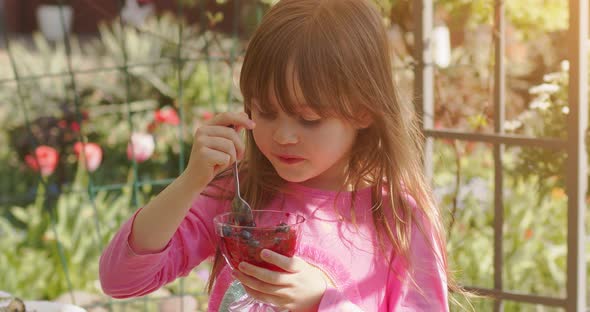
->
[36,4,73,41]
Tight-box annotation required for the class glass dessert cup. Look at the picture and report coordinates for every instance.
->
[214,210,306,312]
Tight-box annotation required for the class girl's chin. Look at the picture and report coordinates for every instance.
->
[276,172,310,183]
[274,168,314,184]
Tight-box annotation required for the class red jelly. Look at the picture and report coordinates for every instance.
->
[214,210,305,272]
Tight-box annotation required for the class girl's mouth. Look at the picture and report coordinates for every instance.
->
[276,155,305,165]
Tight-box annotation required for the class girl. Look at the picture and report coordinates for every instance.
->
[99,0,452,310]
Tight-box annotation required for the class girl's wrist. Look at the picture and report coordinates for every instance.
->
[178,169,208,199]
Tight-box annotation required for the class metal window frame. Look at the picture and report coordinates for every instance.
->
[414,1,588,311]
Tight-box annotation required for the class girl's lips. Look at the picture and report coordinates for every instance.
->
[275,155,305,165]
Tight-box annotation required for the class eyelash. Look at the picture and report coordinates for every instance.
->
[299,118,322,127]
[254,107,322,126]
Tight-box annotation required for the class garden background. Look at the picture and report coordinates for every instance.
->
[0,0,587,311]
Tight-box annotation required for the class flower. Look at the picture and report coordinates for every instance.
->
[74,142,103,172]
[543,72,563,83]
[70,121,80,132]
[58,120,68,128]
[201,111,214,121]
[551,187,566,199]
[529,83,560,95]
[561,60,570,71]
[530,98,551,110]
[154,106,180,126]
[24,145,59,177]
[524,228,533,240]
[503,120,522,132]
[127,132,155,163]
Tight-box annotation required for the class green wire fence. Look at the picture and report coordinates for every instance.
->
[0,1,265,311]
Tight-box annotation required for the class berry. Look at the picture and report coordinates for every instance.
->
[221,225,233,237]
[240,229,252,240]
[248,239,260,248]
[275,222,290,233]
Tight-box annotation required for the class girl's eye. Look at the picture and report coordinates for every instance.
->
[299,118,322,127]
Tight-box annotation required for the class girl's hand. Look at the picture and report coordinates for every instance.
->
[185,111,255,187]
[233,249,332,312]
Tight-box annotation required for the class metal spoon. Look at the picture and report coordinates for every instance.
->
[230,127,254,226]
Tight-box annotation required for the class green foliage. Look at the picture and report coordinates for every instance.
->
[505,61,576,196]
[0,175,132,299]
[2,33,101,129]
[436,0,567,36]
[1,14,237,196]
[0,174,211,304]
[96,13,234,110]
[436,142,587,311]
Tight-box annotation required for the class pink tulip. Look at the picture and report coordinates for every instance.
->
[70,121,80,132]
[154,106,180,126]
[74,142,103,172]
[58,120,68,128]
[127,132,155,163]
[25,145,59,177]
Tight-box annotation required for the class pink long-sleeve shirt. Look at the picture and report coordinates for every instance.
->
[99,182,449,311]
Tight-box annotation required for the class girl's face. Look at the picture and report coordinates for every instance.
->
[251,95,359,191]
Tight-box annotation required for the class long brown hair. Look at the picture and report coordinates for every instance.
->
[207,0,459,302]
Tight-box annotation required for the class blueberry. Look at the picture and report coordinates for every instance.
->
[275,222,290,233]
[240,229,252,240]
[222,225,233,237]
[248,239,260,248]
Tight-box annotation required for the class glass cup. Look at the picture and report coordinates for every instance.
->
[214,210,306,312]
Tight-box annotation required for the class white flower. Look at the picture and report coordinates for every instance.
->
[530,99,551,110]
[543,72,562,83]
[529,83,560,95]
[562,106,570,114]
[504,120,522,132]
[519,110,535,120]
[561,60,570,71]
[127,132,155,163]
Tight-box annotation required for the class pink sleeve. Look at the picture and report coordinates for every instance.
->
[98,191,229,298]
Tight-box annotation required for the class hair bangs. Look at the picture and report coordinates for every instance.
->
[240,11,364,124]
[292,40,362,123]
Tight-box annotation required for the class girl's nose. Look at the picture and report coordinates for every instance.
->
[272,123,299,145]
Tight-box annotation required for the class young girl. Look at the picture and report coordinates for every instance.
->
[99,0,452,310]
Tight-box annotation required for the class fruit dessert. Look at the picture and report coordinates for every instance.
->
[214,210,305,272]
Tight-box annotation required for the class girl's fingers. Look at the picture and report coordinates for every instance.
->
[241,284,285,308]
[260,250,304,273]
[200,136,237,164]
[238,262,290,286]
[197,126,246,159]
[233,270,284,295]
[208,111,256,130]
[202,148,231,169]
